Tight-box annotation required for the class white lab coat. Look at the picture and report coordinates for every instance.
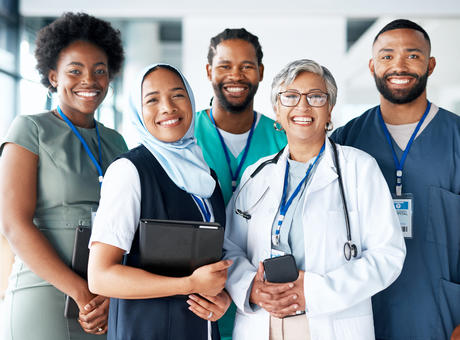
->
[224,138,406,340]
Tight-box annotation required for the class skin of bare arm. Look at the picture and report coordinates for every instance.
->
[88,241,232,299]
[0,143,109,334]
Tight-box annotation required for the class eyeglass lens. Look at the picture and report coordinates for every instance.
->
[280,91,327,107]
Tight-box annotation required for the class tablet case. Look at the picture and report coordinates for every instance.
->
[64,226,91,318]
[139,219,224,277]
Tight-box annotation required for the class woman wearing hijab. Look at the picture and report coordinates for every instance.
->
[87,64,232,340]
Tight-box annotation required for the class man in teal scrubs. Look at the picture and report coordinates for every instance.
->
[332,19,460,340]
[194,28,287,339]
[195,28,287,205]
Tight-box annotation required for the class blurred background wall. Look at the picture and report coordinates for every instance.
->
[1,0,460,314]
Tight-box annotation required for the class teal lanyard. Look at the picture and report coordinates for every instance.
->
[210,109,256,192]
[57,106,103,186]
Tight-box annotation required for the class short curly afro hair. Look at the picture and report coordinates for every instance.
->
[35,12,124,92]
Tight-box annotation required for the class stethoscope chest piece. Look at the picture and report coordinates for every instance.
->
[344,241,358,261]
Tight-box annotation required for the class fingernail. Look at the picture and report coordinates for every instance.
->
[289,283,294,288]
[188,295,195,300]
[259,302,263,307]
[292,294,297,300]
[293,304,298,309]
[84,304,91,311]
[255,289,260,294]
[186,299,192,304]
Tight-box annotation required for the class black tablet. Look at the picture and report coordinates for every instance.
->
[138,219,224,277]
[64,226,91,318]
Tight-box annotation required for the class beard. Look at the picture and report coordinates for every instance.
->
[213,81,259,113]
[374,69,429,104]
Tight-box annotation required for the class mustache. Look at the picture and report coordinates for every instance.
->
[384,72,419,80]
[220,81,251,87]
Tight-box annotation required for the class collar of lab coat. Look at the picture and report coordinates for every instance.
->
[267,137,339,201]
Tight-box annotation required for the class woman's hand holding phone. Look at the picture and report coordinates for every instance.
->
[250,262,305,318]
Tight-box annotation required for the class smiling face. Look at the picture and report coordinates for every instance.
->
[370,28,435,104]
[275,71,331,148]
[206,39,264,113]
[141,67,193,143]
[48,40,109,123]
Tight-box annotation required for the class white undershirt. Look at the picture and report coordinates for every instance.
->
[385,103,439,150]
[89,158,215,253]
[217,112,261,158]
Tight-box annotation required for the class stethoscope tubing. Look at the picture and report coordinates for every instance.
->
[235,138,357,261]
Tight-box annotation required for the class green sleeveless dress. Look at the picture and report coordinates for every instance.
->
[0,112,127,340]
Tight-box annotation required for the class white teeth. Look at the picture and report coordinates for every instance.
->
[293,117,313,123]
[389,79,410,84]
[226,87,245,93]
[159,118,179,126]
[76,92,98,97]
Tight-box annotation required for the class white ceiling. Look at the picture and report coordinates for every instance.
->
[20,0,460,18]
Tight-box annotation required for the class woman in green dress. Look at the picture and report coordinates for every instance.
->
[0,13,127,340]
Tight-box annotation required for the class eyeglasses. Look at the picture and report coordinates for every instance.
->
[278,90,329,107]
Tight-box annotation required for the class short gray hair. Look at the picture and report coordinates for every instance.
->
[271,59,337,110]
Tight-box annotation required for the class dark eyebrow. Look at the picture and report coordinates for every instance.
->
[216,60,257,66]
[66,61,107,67]
[378,48,394,53]
[143,87,185,98]
[67,61,84,67]
[143,91,159,98]
[285,88,324,93]
[406,48,423,53]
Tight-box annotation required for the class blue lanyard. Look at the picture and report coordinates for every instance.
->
[377,101,431,196]
[210,108,256,192]
[273,143,325,246]
[57,106,104,186]
[191,195,211,222]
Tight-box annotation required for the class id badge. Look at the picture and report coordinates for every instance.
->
[270,249,286,258]
[392,193,413,238]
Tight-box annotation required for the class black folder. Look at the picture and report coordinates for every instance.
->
[64,226,91,318]
[139,219,224,277]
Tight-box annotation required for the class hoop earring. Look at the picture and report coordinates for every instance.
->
[325,121,333,132]
[273,121,284,131]
[47,85,55,99]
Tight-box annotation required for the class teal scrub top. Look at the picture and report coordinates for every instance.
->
[195,109,287,340]
[195,109,287,205]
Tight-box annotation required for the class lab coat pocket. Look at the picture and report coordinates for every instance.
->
[438,278,460,338]
[325,211,361,270]
[332,314,375,340]
[426,186,460,248]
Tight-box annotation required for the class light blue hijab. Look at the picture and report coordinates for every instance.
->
[129,63,216,198]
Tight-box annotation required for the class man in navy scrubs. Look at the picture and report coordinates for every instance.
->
[332,19,460,340]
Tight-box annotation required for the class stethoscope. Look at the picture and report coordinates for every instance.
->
[234,138,358,261]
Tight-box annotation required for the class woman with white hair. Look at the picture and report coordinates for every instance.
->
[224,59,406,340]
